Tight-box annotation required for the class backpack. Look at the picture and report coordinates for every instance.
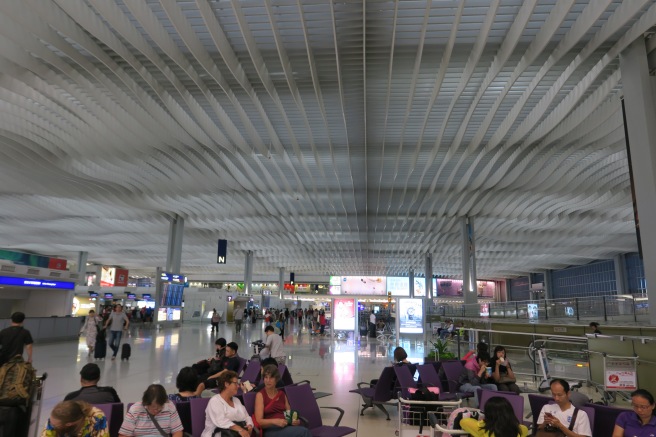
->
[408,386,441,428]
[0,355,36,406]
[443,407,484,437]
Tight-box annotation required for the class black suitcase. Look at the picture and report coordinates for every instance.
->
[0,406,25,437]
[94,337,107,360]
[121,344,131,361]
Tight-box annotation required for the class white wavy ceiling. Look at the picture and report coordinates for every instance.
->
[0,0,650,278]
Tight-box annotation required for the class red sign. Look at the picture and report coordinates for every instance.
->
[48,258,67,270]
[114,269,129,287]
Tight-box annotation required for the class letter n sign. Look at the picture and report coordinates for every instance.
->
[217,239,227,264]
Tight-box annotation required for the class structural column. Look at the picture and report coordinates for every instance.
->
[543,270,553,300]
[620,38,656,324]
[409,268,415,298]
[278,267,285,299]
[462,216,478,305]
[166,215,184,273]
[614,254,627,295]
[425,255,433,299]
[244,250,254,295]
[76,251,88,285]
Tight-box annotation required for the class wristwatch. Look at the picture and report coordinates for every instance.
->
[406,306,415,320]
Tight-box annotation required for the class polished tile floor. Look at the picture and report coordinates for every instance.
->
[32,318,425,436]
[30,318,613,436]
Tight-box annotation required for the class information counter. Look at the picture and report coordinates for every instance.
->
[0,316,81,343]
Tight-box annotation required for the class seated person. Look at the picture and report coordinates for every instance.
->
[41,400,108,437]
[201,371,254,437]
[491,346,520,394]
[64,363,121,404]
[439,320,454,339]
[254,365,311,437]
[393,347,410,365]
[119,384,183,437]
[458,352,497,403]
[203,342,241,389]
[537,379,591,437]
[193,338,227,378]
[612,389,656,437]
[242,358,284,393]
[460,396,528,437]
[168,367,203,402]
[463,341,489,363]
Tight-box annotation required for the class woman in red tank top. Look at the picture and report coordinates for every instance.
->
[254,365,311,437]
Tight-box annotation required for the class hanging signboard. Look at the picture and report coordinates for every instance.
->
[604,357,638,391]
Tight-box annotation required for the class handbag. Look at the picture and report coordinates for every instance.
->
[534,408,579,437]
[146,410,171,437]
[251,391,282,433]
[497,374,516,384]
[213,420,248,437]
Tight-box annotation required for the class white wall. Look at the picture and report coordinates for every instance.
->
[182,287,228,323]
[13,289,74,317]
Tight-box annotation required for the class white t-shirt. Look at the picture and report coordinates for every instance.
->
[370,313,376,324]
[201,395,253,437]
[263,332,284,358]
[537,403,591,437]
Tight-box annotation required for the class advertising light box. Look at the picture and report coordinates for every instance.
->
[399,299,423,334]
[333,298,355,331]
[388,277,426,297]
[0,275,75,290]
[338,276,386,295]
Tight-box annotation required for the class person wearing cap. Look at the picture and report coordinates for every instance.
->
[64,363,121,404]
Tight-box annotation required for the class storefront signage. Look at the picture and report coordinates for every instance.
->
[104,293,114,299]
[142,293,151,300]
[399,299,423,334]
[0,275,75,290]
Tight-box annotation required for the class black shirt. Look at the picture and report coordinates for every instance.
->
[64,385,121,404]
[0,326,33,365]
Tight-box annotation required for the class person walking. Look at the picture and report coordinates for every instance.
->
[0,311,33,366]
[79,310,102,356]
[233,306,244,334]
[211,309,220,334]
[103,304,129,361]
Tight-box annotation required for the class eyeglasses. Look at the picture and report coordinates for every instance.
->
[632,403,652,410]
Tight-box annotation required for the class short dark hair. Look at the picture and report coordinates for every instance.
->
[142,384,168,406]
[80,363,101,381]
[632,389,655,407]
[260,357,278,369]
[11,312,25,324]
[477,352,491,363]
[175,367,199,393]
[550,378,570,393]
[393,347,408,362]
[226,342,238,352]
[215,338,226,347]
[589,322,600,328]
[264,325,274,333]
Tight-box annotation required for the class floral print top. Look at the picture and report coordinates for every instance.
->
[41,406,109,437]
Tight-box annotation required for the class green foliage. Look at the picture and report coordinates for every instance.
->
[427,337,456,360]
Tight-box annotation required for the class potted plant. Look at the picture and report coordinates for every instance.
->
[425,337,456,361]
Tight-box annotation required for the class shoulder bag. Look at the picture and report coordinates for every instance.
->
[146,410,171,437]
[534,408,579,437]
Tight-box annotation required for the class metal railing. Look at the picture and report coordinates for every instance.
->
[428,295,649,323]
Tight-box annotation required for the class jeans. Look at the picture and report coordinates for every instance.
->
[235,320,242,333]
[459,383,497,406]
[109,330,123,357]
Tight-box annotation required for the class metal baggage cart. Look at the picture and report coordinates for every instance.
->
[427,411,470,436]
[397,394,462,437]
[28,373,47,437]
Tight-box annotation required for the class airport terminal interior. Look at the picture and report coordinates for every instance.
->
[4,0,656,436]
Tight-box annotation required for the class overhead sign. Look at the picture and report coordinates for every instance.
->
[217,239,227,264]
[0,275,75,290]
[160,272,188,284]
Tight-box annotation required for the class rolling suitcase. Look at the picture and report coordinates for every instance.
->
[94,332,107,360]
[121,344,131,361]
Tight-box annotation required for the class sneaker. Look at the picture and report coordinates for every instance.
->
[111,356,116,361]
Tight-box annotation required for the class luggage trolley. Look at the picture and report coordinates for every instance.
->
[28,373,48,437]
[397,394,462,437]
[589,352,637,405]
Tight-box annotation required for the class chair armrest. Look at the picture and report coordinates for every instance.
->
[428,411,440,427]
[290,380,313,388]
[298,415,310,428]
[357,382,374,389]
[320,406,345,427]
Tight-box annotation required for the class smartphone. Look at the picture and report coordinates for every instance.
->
[242,381,253,392]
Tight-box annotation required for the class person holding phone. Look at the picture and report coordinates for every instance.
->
[537,379,591,437]
[457,352,498,406]
[491,346,521,394]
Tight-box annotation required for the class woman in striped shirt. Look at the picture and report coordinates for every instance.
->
[119,384,184,437]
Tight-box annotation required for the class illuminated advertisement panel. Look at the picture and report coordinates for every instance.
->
[433,279,496,297]
[387,277,409,296]
[339,276,386,295]
[399,299,423,334]
[100,267,116,287]
[333,298,355,331]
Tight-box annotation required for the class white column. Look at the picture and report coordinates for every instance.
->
[166,215,184,273]
[409,268,415,298]
[76,251,88,285]
[425,254,433,298]
[278,267,285,299]
[244,250,254,295]
[614,255,627,295]
[620,37,656,324]
[462,216,478,305]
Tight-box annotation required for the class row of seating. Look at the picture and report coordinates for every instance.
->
[92,359,348,437]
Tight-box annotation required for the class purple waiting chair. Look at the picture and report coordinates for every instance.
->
[393,365,417,398]
[584,402,623,437]
[190,397,211,437]
[243,391,257,416]
[440,360,474,401]
[349,366,396,420]
[92,403,124,437]
[241,360,261,384]
[478,389,526,425]
[285,383,355,437]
